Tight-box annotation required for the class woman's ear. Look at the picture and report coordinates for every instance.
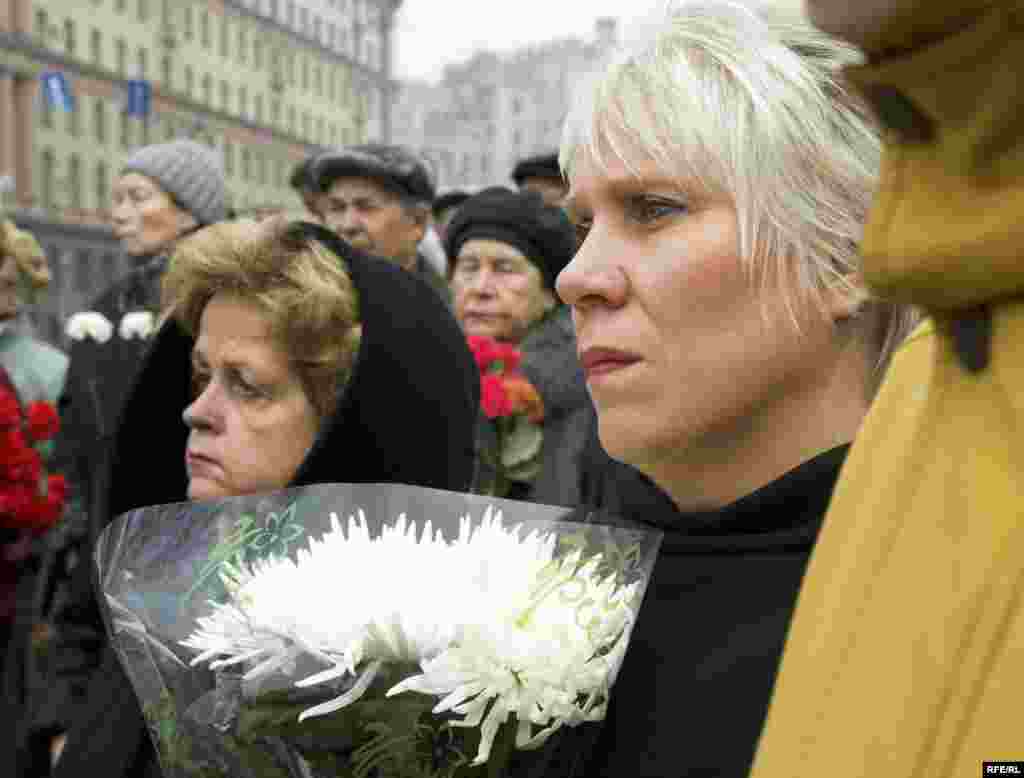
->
[823,273,868,325]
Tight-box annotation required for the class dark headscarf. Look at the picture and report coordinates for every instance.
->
[106,221,480,520]
[444,187,576,291]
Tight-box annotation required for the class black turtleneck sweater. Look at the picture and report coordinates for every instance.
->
[584,445,849,778]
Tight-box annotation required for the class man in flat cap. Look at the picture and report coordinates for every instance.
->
[510,152,568,208]
[311,143,449,301]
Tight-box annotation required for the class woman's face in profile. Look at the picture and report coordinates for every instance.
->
[557,151,838,475]
[111,173,197,257]
[183,294,318,501]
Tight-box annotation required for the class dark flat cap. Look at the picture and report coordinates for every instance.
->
[511,152,562,185]
[444,187,576,291]
[312,143,436,203]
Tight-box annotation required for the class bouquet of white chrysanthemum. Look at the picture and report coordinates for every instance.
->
[95,484,661,778]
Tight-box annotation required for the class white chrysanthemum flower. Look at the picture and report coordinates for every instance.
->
[182,508,642,765]
[65,311,114,343]
[119,311,155,340]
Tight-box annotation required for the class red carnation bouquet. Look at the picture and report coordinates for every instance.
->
[0,369,67,534]
[466,335,545,497]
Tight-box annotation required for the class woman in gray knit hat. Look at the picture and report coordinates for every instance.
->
[1,139,227,777]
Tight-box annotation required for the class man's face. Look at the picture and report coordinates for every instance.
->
[318,177,426,271]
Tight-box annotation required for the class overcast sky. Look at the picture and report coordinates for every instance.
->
[392,0,806,83]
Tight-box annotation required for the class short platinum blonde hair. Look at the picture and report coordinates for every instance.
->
[163,217,362,420]
[561,0,916,389]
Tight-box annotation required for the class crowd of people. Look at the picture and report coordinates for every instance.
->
[0,0,1020,775]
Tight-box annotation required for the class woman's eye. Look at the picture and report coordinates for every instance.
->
[191,371,211,398]
[228,371,266,400]
[626,196,686,225]
[573,219,592,248]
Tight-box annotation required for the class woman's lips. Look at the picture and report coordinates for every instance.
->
[185,451,220,476]
[578,347,642,379]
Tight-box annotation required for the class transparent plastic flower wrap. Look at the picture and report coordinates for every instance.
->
[94,483,663,778]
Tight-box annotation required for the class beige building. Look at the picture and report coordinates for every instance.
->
[0,0,400,340]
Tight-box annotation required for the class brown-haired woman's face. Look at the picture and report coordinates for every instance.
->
[183,294,318,501]
[111,173,197,257]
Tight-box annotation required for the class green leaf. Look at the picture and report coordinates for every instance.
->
[500,416,542,470]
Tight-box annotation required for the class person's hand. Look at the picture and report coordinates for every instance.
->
[803,0,991,55]
[50,733,67,767]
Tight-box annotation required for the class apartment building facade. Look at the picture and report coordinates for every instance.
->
[1,0,400,340]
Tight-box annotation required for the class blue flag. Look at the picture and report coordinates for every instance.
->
[125,79,152,119]
[40,71,74,111]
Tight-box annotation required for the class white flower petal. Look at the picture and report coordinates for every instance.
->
[119,311,155,340]
[66,312,114,343]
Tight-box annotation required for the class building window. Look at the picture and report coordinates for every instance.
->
[253,35,263,69]
[90,28,102,66]
[317,116,325,144]
[40,93,54,129]
[67,97,80,137]
[202,74,212,104]
[162,55,172,88]
[164,116,176,141]
[270,98,281,124]
[40,149,55,210]
[238,85,248,118]
[286,1,295,28]
[115,0,126,12]
[96,161,109,210]
[137,0,148,23]
[302,111,310,139]
[255,154,265,185]
[94,100,106,142]
[254,93,263,121]
[238,25,247,63]
[314,66,322,96]
[116,38,127,76]
[241,148,251,181]
[328,23,336,49]
[184,7,193,40]
[35,10,49,44]
[220,81,229,112]
[313,16,322,42]
[300,7,309,35]
[302,58,309,91]
[64,19,76,56]
[120,112,132,148]
[223,142,234,176]
[269,0,279,20]
[200,12,210,48]
[68,155,82,210]
[288,105,295,131]
[137,47,148,79]
[220,17,230,58]
[184,66,194,96]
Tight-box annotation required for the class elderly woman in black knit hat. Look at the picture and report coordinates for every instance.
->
[445,187,591,505]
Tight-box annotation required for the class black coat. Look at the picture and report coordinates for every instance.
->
[582,446,848,777]
[32,225,480,778]
[2,256,167,777]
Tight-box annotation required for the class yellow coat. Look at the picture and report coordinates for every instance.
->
[752,3,1024,776]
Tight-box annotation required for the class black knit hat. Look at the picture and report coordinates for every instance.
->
[444,187,576,291]
[312,144,436,203]
[510,152,562,186]
[432,190,470,219]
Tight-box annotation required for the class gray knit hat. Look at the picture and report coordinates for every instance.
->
[121,140,227,225]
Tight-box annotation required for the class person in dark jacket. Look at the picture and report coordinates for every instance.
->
[553,2,916,776]
[511,151,569,208]
[48,219,479,778]
[309,143,451,303]
[2,139,226,777]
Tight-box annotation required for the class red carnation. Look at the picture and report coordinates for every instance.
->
[480,374,513,419]
[491,342,521,373]
[0,387,20,426]
[467,335,500,371]
[26,401,60,443]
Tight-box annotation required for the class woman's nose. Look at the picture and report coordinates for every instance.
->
[183,382,222,433]
[556,226,628,310]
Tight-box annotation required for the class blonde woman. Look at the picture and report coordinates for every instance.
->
[554,2,915,774]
